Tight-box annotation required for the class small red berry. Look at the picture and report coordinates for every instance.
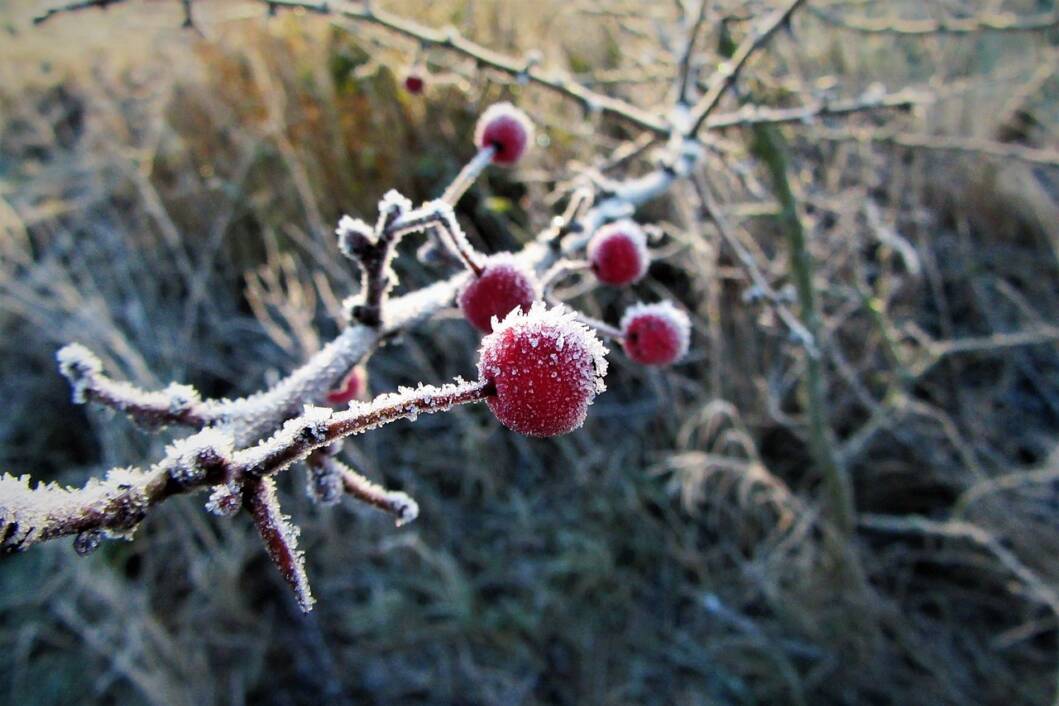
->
[588,220,649,286]
[404,73,424,95]
[478,303,608,437]
[326,366,368,405]
[620,302,690,366]
[458,254,539,333]
[474,102,533,166]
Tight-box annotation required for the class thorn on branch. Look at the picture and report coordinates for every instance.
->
[245,477,315,613]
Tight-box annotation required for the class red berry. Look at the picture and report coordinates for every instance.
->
[404,74,424,95]
[478,304,608,437]
[474,103,533,166]
[620,302,690,366]
[458,255,539,333]
[326,366,368,405]
[588,220,649,286]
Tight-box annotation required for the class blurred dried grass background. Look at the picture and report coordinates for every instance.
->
[1,0,1059,704]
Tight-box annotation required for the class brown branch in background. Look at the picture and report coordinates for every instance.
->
[32,0,127,25]
[675,0,709,105]
[808,6,1059,35]
[688,0,808,135]
[814,127,1059,168]
[705,88,931,130]
[689,173,817,355]
[263,0,671,135]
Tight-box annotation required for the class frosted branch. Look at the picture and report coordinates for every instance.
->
[307,448,419,526]
[57,343,213,430]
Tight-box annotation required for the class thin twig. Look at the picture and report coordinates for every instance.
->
[688,0,808,135]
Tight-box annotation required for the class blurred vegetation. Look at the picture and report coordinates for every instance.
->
[1,1,1059,704]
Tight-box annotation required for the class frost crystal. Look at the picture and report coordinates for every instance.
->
[336,215,376,258]
[164,428,235,484]
[56,343,102,403]
[0,468,150,554]
[205,483,242,517]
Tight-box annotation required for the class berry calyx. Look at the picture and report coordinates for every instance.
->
[458,254,540,333]
[588,220,649,286]
[403,73,424,95]
[326,366,368,405]
[474,102,533,166]
[478,303,608,437]
[620,302,690,366]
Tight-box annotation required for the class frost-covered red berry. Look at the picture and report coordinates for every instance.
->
[474,102,533,166]
[458,254,540,333]
[478,303,608,437]
[326,366,368,405]
[403,73,424,95]
[620,302,690,366]
[588,220,649,286]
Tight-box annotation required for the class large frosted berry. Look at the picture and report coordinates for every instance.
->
[478,304,608,437]
[474,103,533,166]
[588,220,649,286]
[458,254,540,333]
[620,302,690,366]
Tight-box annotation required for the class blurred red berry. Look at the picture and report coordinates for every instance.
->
[620,302,690,366]
[588,220,649,286]
[478,304,608,437]
[403,73,424,95]
[474,102,533,166]
[326,366,368,405]
[458,255,539,333]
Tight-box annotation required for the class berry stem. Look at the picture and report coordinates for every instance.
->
[540,258,590,299]
[441,145,496,206]
[431,213,484,276]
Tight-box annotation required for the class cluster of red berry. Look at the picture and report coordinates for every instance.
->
[331,103,690,438]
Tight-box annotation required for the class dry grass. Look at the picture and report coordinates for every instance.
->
[1,1,1058,704]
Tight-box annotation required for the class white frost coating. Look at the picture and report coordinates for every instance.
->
[620,301,692,360]
[163,428,235,484]
[164,383,201,414]
[483,302,609,397]
[210,325,375,446]
[391,492,419,527]
[205,484,241,517]
[330,376,487,435]
[412,199,482,270]
[252,476,314,613]
[336,215,376,258]
[378,188,413,217]
[56,343,102,403]
[0,467,151,552]
[235,405,335,472]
